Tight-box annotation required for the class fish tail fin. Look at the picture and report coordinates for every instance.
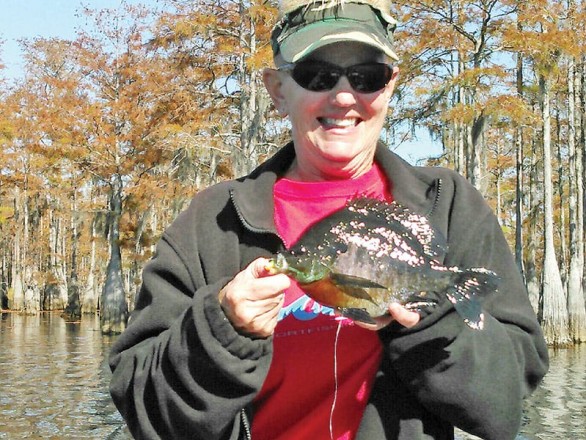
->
[446,268,499,330]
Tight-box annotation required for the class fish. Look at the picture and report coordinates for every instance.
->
[266,198,499,330]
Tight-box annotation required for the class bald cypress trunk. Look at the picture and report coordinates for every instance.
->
[100,174,128,334]
[567,56,586,343]
[539,74,570,346]
[63,196,82,321]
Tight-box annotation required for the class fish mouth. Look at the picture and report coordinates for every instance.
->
[265,254,289,274]
[265,260,278,274]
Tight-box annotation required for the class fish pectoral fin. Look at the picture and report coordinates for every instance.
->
[329,273,382,304]
[337,307,376,325]
[330,272,385,289]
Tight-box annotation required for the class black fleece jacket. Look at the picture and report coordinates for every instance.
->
[109,142,549,440]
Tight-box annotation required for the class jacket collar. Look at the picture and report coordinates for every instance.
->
[229,142,295,234]
[373,145,439,215]
[230,141,439,235]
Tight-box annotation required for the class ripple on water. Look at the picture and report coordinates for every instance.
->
[0,313,131,439]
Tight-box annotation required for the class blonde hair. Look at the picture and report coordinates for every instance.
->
[279,0,392,17]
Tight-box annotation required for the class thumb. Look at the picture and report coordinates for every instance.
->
[249,257,272,278]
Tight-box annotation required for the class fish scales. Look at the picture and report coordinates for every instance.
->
[267,198,499,330]
[333,243,456,308]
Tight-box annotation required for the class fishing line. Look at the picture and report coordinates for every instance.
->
[329,318,343,440]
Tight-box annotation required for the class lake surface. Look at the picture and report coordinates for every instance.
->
[0,312,584,439]
[0,313,128,439]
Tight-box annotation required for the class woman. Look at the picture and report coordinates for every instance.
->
[109,1,548,439]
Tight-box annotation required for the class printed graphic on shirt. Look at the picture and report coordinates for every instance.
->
[278,293,336,321]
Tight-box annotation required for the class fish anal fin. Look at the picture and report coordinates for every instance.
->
[337,307,376,324]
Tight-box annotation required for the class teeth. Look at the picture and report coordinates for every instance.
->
[321,118,357,127]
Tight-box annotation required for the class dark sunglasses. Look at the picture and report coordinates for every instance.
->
[279,61,394,93]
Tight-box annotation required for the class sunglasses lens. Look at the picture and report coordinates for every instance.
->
[290,62,392,93]
[292,63,340,91]
[348,64,392,93]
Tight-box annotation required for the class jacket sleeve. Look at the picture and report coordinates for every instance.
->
[108,231,271,440]
[384,173,549,440]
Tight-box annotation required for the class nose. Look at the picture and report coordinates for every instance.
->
[330,76,357,107]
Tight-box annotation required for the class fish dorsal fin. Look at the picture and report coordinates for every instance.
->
[346,198,447,258]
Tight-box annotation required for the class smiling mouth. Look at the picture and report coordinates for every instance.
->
[318,117,360,128]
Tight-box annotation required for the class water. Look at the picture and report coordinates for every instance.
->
[0,313,129,439]
[518,345,586,439]
[0,312,584,439]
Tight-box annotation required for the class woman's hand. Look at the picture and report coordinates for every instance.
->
[353,303,420,331]
[219,258,291,338]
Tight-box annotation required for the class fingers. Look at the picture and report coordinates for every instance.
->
[387,303,420,328]
[234,293,285,338]
[249,257,274,278]
[219,258,291,338]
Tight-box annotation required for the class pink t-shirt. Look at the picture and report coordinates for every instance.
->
[251,164,392,440]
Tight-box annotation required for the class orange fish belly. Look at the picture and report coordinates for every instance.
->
[302,278,348,309]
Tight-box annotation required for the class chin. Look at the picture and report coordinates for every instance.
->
[318,141,363,159]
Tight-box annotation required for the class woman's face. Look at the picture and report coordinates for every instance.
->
[264,42,399,181]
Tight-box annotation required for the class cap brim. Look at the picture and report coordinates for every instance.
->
[280,22,399,63]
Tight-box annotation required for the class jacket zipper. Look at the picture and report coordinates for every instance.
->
[426,178,442,218]
[241,408,252,440]
[230,189,274,440]
[230,189,287,248]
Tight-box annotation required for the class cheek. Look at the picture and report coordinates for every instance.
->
[287,96,323,126]
[364,95,390,122]
[364,93,390,116]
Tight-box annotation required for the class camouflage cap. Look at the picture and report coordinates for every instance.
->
[271,0,398,63]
